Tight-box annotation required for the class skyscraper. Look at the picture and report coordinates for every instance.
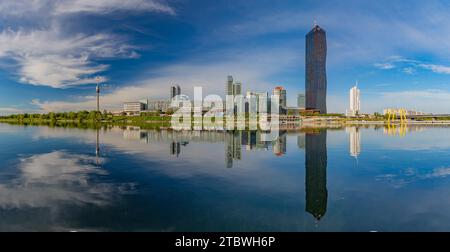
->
[349,82,361,116]
[226,76,244,115]
[170,84,181,99]
[297,93,305,109]
[234,81,242,96]
[305,23,327,113]
[273,86,287,108]
[226,75,234,96]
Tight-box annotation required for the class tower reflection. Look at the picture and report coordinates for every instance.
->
[305,130,328,221]
[95,127,100,165]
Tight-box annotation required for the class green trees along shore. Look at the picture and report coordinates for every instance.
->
[0,111,172,128]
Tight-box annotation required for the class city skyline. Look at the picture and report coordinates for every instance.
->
[2,1,450,114]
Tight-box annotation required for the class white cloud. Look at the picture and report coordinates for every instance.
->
[374,63,395,70]
[54,0,175,15]
[0,0,175,17]
[0,27,137,88]
[418,64,450,74]
[403,67,416,75]
[375,57,450,75]
[0,0,174,88]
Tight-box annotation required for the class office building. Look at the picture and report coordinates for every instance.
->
[138,99,148,110]
[273,86,287,108]
[234,81,242,96]
[273,86,287,115]
[245,91,269,114]
[305,23,327,113]
[226,75,234,96]
[124,102,146,115]
[297,93,306,109]
[170,85,181,100]
[226,76,244,116]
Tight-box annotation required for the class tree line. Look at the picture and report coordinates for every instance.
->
[0,110,114,121]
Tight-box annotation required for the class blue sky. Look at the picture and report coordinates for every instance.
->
[1,0,450,114]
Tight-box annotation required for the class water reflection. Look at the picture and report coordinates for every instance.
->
[305,131,328,221]
[0,151,134,209]
[3,123,450,230]
[119,126,329,220]
[347,127,361,158]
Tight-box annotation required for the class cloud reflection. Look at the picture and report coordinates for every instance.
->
[0,151,135,209]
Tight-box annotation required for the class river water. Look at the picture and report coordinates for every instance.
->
[0,123,449,231]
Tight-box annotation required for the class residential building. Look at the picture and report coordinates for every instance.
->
[348,82,360,116]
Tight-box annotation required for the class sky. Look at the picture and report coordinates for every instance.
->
[1,0,450,114]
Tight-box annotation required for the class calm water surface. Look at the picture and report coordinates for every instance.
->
[1,123,450,231]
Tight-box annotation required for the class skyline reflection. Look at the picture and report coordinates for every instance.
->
[1,123,450,230]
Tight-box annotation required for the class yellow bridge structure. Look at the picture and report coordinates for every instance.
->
[384,108,408,137]
[385,108,408,124]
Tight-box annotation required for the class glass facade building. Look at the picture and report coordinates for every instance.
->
[305,24,327,114]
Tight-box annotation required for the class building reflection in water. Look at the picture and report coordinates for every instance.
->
[170,142,181,157]
[225,131,242,168]
[272,131,287,156]
[297,133,305,150]
[305,130,328,221]
[119,126,329,220]
[347,126,361,158]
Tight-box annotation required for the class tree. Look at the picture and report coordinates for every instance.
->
[48,112,56,121]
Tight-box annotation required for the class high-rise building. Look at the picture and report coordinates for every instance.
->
[305,23,327,114]
[245,91,269,114]
[348,82,361,116]
[226,75,234,96]
[273,86,287,108]
[170,84,181,99]
[297,93,305,109]
[226,76,244,115]
[234,81,242,96]
[272,86,287,115]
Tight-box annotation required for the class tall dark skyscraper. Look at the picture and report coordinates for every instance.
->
[305,23,327,114]
[305,130,328,221]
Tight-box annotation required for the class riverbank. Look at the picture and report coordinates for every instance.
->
[3,114,450,129]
